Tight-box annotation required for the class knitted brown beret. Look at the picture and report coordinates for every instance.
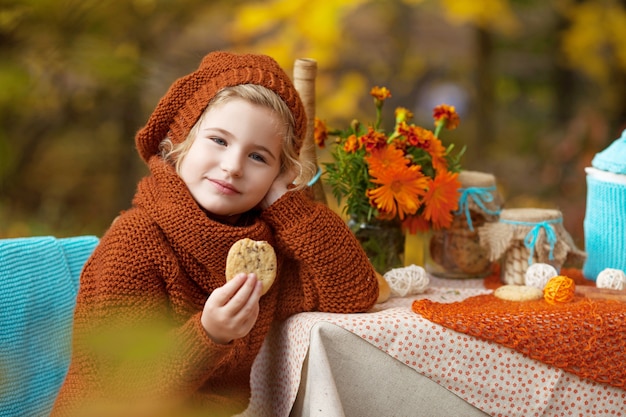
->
[135,51,307,164]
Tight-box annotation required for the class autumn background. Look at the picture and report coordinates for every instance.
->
[1,0,625,248]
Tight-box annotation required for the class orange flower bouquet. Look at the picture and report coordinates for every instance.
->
[314,87,465,272]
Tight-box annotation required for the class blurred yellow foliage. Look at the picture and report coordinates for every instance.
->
[317,70,369,127]
[440,0,520,35]
[231,0,367,65]
[561,1,626,82]
[227,0,522,125]
[230,0,374,124]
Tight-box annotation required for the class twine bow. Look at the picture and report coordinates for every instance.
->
[500,219,561,265]
[454,186,501,231]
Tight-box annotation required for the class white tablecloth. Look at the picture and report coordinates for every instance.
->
[239,277,626,417]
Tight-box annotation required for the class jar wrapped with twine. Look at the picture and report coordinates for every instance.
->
[479,208,586,285]
[427,170,502,279]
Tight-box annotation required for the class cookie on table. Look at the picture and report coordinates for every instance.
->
[375,272,391,303]
[445,233,491,274]
[494,284,544,301]
[226,238,277,295]
[429,233,457,270]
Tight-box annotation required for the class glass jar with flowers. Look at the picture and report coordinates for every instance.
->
[314,86,465,274]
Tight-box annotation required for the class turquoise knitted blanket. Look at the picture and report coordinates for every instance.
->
[0,236,98,417]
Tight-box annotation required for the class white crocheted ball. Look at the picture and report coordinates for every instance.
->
[524,263,558,290]
[384,265,429,297]
[596,268,626,291]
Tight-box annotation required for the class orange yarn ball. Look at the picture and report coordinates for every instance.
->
[544,275,576,305]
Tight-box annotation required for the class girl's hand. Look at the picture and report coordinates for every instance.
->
[201,273,262,344]
[258,167,298,210]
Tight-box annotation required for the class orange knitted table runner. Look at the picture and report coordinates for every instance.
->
[412,294,626,390]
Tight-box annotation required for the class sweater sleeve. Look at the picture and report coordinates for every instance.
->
[260,189,379,315]
[51,214,237,415]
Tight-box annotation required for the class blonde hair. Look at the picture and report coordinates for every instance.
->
[160,84,313,189]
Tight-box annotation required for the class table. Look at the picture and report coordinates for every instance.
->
[239,276,626,417]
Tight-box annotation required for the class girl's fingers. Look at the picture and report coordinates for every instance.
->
[211,273,249,305]
[226,274,261,314]
[237,280,262,317]
[201,273,262,343]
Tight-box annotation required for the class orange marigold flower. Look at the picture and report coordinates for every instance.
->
[313,117,328,148]
[360,127,388,152]
[390,137,408,153]
[366,147,428,221]
[343,134,360,153]
[422,170,461,230]
[366,143,407,174]
[402,214,431,234]
[370,86,391,102]
[427,136,448,172]
[433,104,460,130]
[394,107,413,124]
[397,122,448,171]
[397,123,434,149]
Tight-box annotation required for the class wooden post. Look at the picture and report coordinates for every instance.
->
[293,58,327,205]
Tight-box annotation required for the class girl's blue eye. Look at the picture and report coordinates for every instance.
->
[250,153,267,163]
[211,137,226,146]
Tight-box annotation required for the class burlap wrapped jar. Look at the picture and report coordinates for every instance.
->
[427,170,502,279]
[479,208,586,285]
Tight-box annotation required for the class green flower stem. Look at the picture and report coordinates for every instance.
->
[375,105,382,130]
[434,120,444,138]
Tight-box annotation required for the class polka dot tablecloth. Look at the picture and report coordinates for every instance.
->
[240,278,626,417]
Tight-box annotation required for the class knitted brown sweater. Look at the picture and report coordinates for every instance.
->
[52,157,378,416]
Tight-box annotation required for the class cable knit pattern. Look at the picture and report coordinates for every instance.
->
[135,51,307,164]
[52,158,378,416]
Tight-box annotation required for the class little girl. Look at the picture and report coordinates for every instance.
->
[51,51,379,416]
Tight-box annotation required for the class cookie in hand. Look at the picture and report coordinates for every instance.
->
[226,238,277,295]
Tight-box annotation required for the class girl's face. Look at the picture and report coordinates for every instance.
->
[179,98,284,222]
